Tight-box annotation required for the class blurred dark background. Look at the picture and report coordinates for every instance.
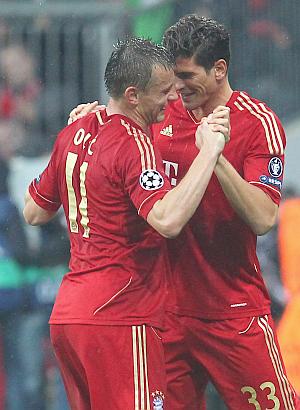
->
[0,1,299,408]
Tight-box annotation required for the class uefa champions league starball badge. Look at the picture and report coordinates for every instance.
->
[151,390,165,410]
[139,169,164,190]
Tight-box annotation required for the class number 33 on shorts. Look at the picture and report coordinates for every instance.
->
[241,381,294,409]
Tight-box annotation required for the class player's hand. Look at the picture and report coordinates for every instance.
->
[206,105,230,143]
[195,119,226,154]
[67,101,105,125]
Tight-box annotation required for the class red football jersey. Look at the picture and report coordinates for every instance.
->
[152,91,286,319]
[29,111,171,328]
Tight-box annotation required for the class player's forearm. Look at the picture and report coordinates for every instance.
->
[215,155,278,235]
[147,146,219,238]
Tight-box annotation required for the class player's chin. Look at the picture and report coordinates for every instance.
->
[181,99,197,111]
[181,95,202,111]
[155,111,165,123]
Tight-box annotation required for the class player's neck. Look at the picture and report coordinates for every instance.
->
[192,82,233,121]
[107,99,150,133]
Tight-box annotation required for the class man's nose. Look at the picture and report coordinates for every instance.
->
[168,87,179,101]
[175,78,185,92]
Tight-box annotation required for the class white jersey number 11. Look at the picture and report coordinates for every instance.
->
[65,151,90,238]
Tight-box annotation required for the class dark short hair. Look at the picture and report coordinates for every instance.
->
[162,15,230,71]
[104,37,175,98]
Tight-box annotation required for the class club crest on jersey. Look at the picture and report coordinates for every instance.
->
[152,390,165,410]
[259,175,282,190]
[139,170,164,190]
[268,157,283,177]
[35,175,41,184]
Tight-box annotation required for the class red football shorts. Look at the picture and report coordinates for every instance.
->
[163,312,299,410]
[50,324,166,410]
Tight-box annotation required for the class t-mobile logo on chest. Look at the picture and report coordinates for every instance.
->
[163,160,179,186]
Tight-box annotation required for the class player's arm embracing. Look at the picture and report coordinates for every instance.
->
[119,119,227,239]
[214,111,285,235]
[147,120,227,238]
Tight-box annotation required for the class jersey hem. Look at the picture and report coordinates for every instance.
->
[49,317,164,330]
[165,305,271,320]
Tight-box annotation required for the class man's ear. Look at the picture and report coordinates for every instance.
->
[124,86,139,105]
[214,59,228,80]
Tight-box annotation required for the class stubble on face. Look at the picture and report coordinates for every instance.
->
[174,56,216,112]
[142,66,176,124]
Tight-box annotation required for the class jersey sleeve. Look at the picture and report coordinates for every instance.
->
[28,143,61,212]
[243,116,286,205]
[116,131,171,220]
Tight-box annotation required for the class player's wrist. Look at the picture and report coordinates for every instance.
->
[216,153,227,166]
[200,139,225,158]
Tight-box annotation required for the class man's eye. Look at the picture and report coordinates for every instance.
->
[176,73,191,80]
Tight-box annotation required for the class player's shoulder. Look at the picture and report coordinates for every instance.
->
[58,111,101,140]
[231,91,286,153]
[106,114,155,162]
[109,114,148,141]
[50,112,102,159]
[230,91,283,125]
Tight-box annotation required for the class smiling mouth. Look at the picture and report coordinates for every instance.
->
[181,92,194,98]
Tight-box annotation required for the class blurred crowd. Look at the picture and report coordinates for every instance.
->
[0,26,69,407]
[0,0,299,409]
